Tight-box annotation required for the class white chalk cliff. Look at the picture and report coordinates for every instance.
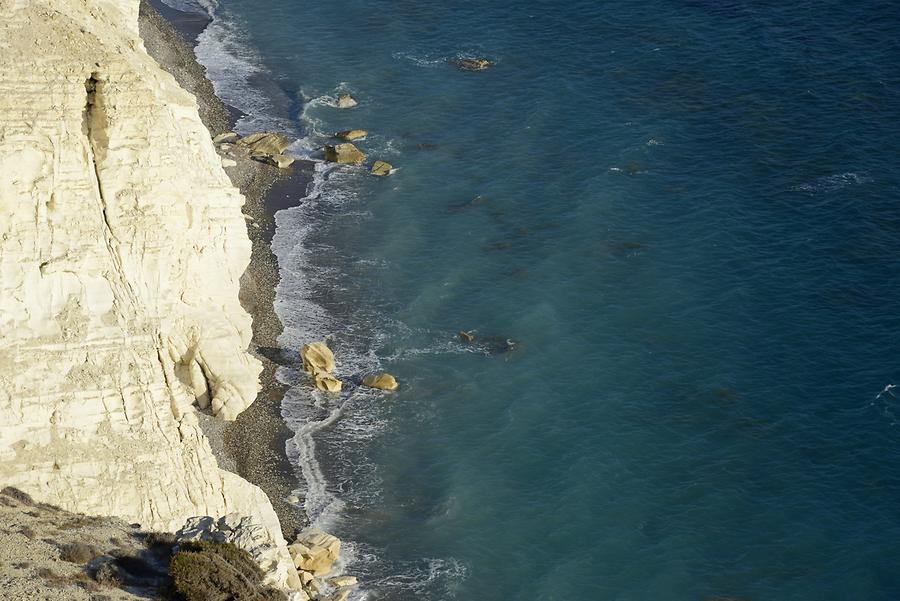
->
[0,0,298,593]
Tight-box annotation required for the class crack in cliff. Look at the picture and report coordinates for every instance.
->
[83,73,115,238]
[82,72,142,321]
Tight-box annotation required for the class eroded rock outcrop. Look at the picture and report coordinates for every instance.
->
[0,0,296,596]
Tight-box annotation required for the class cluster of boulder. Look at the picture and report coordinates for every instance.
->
[288,529,357,601]
[214,130,296,169]
[301,342,342,392]
[323,93,393,176]
[300,341,399,392]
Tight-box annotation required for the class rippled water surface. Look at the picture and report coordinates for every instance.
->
[172,0,900,598]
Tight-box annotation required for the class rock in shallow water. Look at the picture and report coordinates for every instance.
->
[335,129,367,141]
[370,160,393,176]
[289,529,341,576]
[362,373,399,391]
[314,372,342,393]
[300,342,336,374]
[336,93,357,108]
[324,143,365,164]
[329,576,358,587]
[301,342,342,392]
[454,57,492,71]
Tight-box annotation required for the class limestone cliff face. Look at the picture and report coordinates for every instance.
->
[0,0,294,590]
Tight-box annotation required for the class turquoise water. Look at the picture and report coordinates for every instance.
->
[177,0,900,598]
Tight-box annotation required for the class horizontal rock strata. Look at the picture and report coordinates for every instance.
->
[0,0,299,595]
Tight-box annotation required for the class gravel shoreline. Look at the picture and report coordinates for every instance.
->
[139,0,310,539]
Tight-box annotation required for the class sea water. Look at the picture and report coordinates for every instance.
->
[168,1,900,598]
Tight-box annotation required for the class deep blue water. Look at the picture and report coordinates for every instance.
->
[176,0,900,598]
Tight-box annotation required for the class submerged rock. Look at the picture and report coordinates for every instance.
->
[324,143,365,164]
[483,336,518,354]
[362,373,399,391]
[454,57,492,71]
[336,93,358,108]
[300,342,336,374]
[237,131,291,156]
[335,129,367,141]
[458,330,476,342]
[370,160,393,176]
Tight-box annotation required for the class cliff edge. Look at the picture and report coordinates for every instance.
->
[0,0,299,594]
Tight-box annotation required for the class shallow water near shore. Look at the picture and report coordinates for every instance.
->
[168,1,900,599]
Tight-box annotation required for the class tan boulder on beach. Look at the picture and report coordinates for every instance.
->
[362,373,399,391]
[325,143,366,164]
[237,131,291,156]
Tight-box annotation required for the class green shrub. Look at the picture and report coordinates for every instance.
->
[169,541,287,601]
